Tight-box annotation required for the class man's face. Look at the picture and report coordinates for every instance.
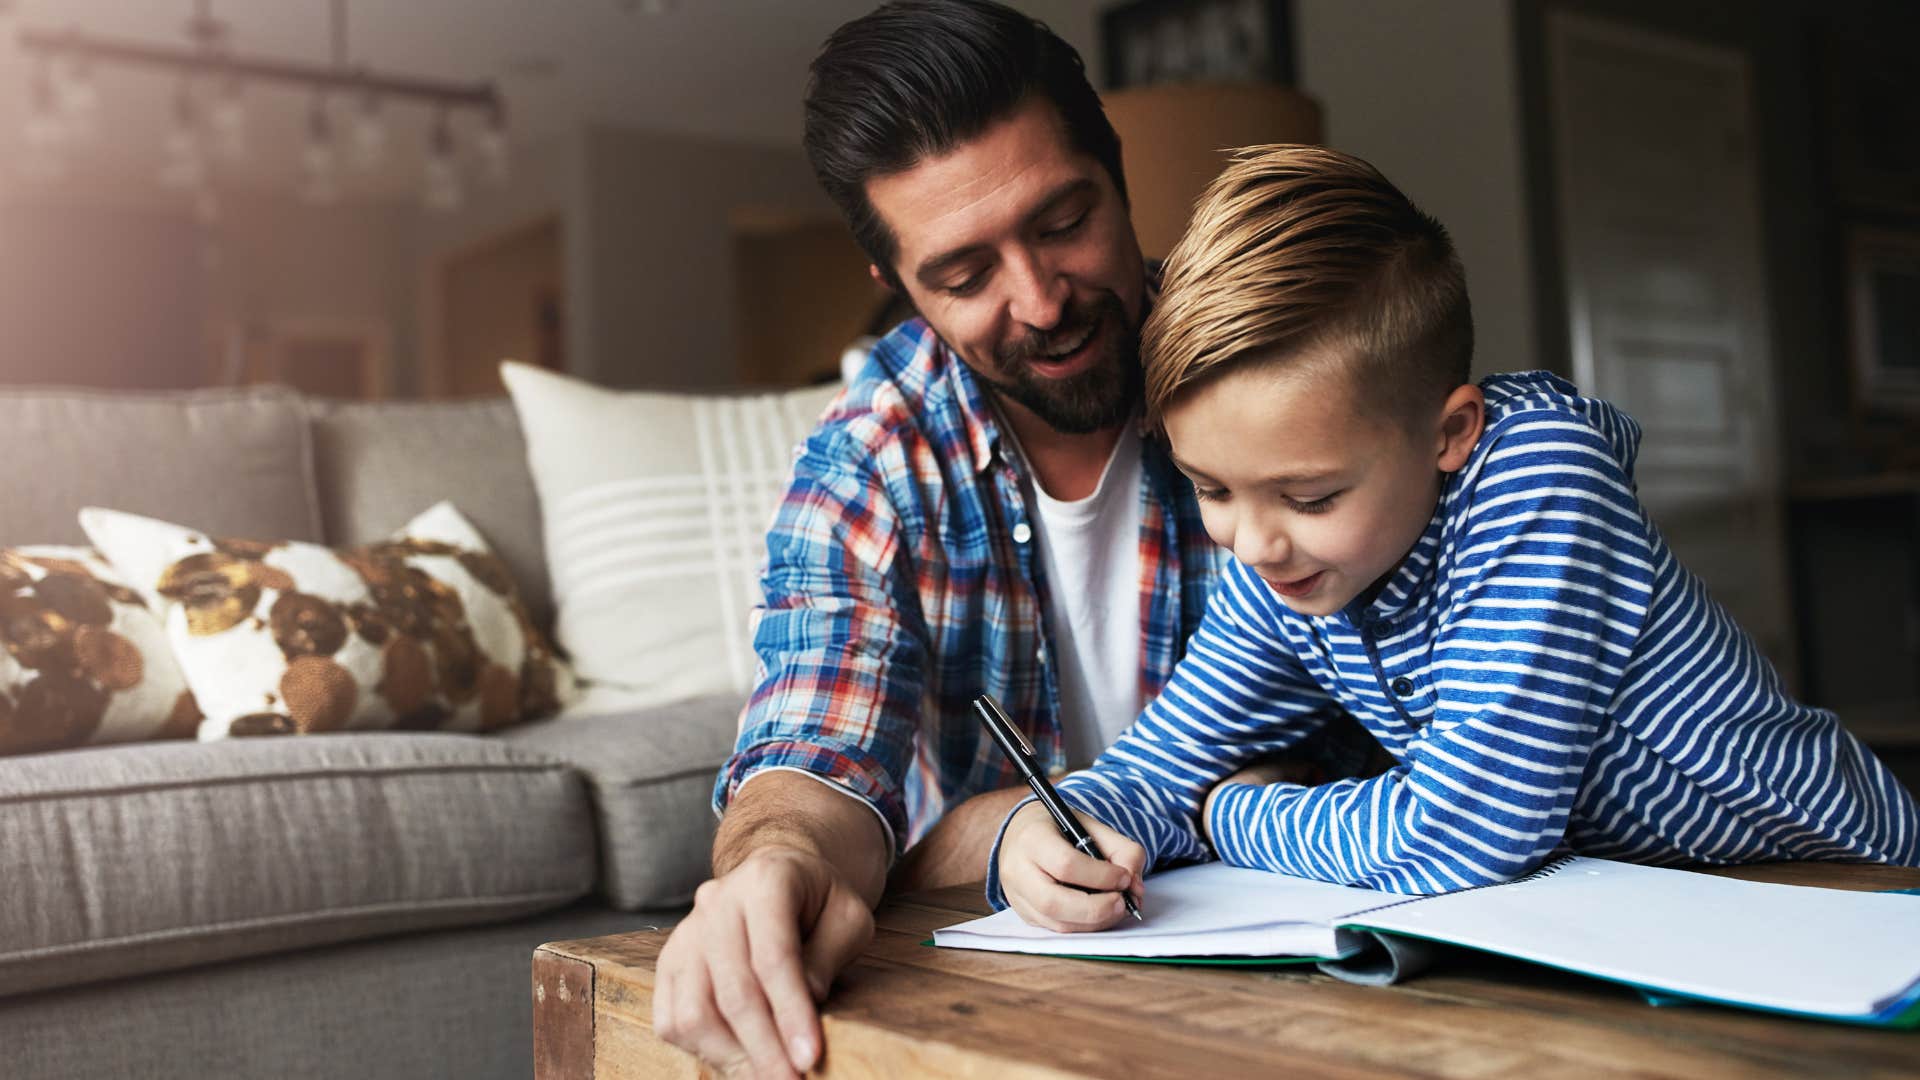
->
[864,96,1146,435]
[1161,356,1456,618]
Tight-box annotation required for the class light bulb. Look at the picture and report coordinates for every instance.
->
[423,112,463,211]
[476,109,509,186]
[208,80,245,159]
[158,125,207,190]
[53,55,100,142]
[300,96,340,204]
[349,96,385,171]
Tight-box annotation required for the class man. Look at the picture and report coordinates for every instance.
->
[652,3,1375,1076]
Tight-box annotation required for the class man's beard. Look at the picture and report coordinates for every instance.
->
[975,291,1141,435]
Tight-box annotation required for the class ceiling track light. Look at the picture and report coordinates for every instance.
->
[13,0,508,206]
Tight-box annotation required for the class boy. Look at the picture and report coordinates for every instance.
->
[993,145,1920,931]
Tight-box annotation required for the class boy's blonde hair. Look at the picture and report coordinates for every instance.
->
[1143,145,1473,425]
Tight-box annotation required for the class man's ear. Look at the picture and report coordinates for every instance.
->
[1435,384,1486,473]
[868,264,888,290]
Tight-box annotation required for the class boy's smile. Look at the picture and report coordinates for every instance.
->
[1161,353,1484,618]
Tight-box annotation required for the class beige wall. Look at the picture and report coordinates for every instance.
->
[575,124,834,390]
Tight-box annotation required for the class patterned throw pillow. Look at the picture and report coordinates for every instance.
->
[0,546,201,757]
[80,502,575,739]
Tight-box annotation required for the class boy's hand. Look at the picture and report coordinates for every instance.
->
[996,801,1147,932]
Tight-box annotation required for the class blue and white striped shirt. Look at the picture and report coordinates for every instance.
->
[991,371,1920,899]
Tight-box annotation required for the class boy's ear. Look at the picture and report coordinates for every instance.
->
[1435,385,1486,473]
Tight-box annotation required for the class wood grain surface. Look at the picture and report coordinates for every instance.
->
[535,863,1920,1078]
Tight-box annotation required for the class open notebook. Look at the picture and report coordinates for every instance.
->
[934,857,1920,1026]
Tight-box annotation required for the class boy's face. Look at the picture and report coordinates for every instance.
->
[864,96,1147,435]
[1162,354,1481,618]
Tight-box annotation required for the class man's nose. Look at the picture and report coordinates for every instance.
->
[1005,252,1069,331]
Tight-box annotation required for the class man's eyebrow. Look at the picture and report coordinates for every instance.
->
[1169,453,1340,487]
[911,178,1097,287]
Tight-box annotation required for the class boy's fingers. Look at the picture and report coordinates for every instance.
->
[1087,821,1149,883]
[1037,843,1133,893]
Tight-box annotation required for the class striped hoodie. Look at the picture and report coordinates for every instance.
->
[991,371,1919,899]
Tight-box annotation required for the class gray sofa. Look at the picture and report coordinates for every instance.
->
[0,385,735,1079]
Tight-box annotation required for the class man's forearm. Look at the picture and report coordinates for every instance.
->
[712,770,891,907]
[889,784,1028,895]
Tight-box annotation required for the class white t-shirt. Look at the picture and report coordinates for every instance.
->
[1018,428,1147,769]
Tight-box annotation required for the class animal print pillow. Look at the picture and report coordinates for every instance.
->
[80,502,575,739]
[0,546,201,757]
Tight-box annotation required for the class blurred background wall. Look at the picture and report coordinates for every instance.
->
[0,0,1914,765]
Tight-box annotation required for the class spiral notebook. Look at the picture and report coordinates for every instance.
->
[934,857,1920,1026]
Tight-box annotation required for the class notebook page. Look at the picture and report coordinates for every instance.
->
[934,860,1399,958]
[1348,857,1920,1017]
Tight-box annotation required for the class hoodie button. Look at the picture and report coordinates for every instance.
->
[1391,677,1415,697]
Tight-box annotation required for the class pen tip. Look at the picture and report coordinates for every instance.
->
[1131,907,1144,921]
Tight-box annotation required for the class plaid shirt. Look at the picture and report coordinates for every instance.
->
[712,309,1221,856]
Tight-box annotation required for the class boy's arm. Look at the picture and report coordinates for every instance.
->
[985,568,1343,906]
[1208,419,1657,893]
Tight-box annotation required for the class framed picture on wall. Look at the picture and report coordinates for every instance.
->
[1846,226,1920,415]
[1101,0,1294,90]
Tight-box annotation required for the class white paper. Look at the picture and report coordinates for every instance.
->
[1349,857,1920,1017]
[933,861,1396,958]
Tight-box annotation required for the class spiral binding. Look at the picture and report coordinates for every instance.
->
[1341,853,1578,922]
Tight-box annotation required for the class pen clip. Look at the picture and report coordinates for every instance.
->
[974,694,1035,758]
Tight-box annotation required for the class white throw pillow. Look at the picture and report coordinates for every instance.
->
[501,362,839,704]
[80,502,575,739]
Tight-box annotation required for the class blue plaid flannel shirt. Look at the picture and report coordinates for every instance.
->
[712,309,1222,857]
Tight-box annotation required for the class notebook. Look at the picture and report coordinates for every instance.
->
[933,857,1920,1026]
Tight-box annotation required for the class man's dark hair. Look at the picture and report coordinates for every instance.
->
[803,0,1127,292]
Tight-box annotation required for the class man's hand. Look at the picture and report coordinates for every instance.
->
[654,847,872,1078]
[994,801,1146,933]
[654,771,887,1078]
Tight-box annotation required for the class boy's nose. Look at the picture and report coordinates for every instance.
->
[1235,522,1291,570]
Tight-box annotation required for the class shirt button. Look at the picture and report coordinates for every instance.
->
[1391,677,1415,697]
[1012,522,1033,544]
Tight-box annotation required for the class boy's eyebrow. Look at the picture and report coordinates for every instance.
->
[911,178,1096,287]
[1169,453,1340,487]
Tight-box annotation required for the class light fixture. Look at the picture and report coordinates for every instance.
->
[422,110,462,212]
[52,47,101,142]
[349,85,385,171]
[208,74,245,159]
[300,93,339,205]
[14,0,507,206]
[476,103,509,186]
[21,57,68,181]
[158,78,207,190]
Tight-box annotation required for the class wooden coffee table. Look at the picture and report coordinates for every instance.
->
[533,862,1920,1078]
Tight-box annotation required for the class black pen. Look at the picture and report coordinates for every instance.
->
[972,693,1142,921]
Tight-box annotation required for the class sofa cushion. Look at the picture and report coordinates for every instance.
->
[0,385,322,547]
[502,362,838,705]
[308,397,552,631]
[80,503,574,739]
[0,733,596,997]
[1,546,201,756]
[503,690,744,909]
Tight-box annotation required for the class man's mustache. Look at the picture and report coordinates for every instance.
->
[996,297,1110,367]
